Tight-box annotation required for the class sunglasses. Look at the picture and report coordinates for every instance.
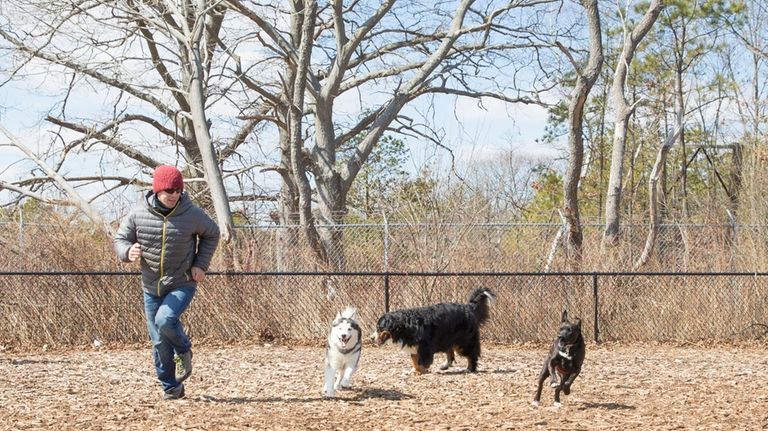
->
[163,188,182,194]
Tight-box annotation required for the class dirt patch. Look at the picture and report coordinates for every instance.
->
[1,343,766,430]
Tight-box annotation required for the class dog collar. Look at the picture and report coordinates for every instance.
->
[336,339,362,355]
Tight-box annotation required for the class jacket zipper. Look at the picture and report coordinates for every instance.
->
[155,204,179,296]
[157,218,167,296]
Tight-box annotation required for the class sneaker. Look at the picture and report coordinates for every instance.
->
[163,383,185,400]
[176,351,193,383]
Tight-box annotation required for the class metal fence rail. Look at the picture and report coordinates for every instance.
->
[2,271,767,348]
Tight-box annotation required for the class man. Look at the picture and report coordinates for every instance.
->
[114,165,220,400]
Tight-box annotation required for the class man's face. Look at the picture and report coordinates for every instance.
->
[157,188,181,208]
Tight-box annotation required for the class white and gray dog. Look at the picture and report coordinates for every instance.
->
[323,307,362,397]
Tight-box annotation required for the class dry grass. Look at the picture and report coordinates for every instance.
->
[2,271,767,351]
[3,213,768,273]
[1,214,768,349]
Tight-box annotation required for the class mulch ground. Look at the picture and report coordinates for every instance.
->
[1,342,766,430]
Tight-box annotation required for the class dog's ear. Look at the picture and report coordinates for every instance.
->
[574,317,582,328]
[484,289,496,302]
[561,309,569,323]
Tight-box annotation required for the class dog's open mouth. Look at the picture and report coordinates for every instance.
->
[339,335,350,347]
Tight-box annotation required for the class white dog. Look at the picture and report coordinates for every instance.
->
[323,307,362,397]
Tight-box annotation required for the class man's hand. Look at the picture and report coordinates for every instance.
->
[128,243,142,262]
[191,266,206,282]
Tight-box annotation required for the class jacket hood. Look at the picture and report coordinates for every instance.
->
[143,190,193,217]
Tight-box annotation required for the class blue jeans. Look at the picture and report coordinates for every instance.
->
[143,286,195,392]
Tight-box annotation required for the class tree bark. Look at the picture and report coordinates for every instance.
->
[726,141,743,243]
[187,46,235,243]
[602,0,664,247]
[289,0,328,267]
[182,1,235,243]
[634,125,682,270]
[562,0,603,270]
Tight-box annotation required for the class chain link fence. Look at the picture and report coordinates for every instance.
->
[222,223,765,272]
[3,221,767,272]
[2,271,767,348]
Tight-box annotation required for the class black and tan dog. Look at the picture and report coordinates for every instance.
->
[532,309,585,407]
[372,288,496,374]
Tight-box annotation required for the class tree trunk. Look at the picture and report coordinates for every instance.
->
[634,126,682,270]
[288,0,328,268]
[187,41,235,244]
[562,0,603,270]
[603,0,664,247]
[313,101,347,269]
[276,127,301,271]
[675,66,689,219]
[308,0,477,270]
[726,141,743,243]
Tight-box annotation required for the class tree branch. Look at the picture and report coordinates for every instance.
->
[0,28,177,119]
[0,125,115,236]
[45,116,162,168]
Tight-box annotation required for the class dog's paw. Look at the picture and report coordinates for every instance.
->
[553,402,562,408]
[323,391,335,398]
[531,400,540,407]
[563,386,571,395]
[550,382,559,388]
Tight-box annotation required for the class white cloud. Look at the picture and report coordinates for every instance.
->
[431,96,557,161]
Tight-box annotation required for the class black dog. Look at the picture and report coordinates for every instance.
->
[532,309,585,406]
[372,287,496,374]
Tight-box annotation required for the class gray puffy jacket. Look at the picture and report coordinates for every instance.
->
[114,191,220,297]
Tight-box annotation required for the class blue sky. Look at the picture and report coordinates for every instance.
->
[0,1,564,218]
[0,66,558,213]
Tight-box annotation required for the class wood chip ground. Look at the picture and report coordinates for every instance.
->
[1,343,765,430]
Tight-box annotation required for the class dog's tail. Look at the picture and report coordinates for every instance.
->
[468,288,496,325]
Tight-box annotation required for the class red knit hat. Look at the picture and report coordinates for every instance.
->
[152,165,184,193]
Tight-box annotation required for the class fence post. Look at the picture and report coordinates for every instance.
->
[18,207,25,269]
[384,273,390,314]
[592,273,599,343]
[382,213,389,271]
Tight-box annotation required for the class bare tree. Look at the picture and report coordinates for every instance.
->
[0,125,114,236]
[719,0,768,223]
[1,0,568,269]
[560,0,603,269]
[634,124,682,270]
[288,0,327,266]
[602,0,664,248]
[0,0,235,241]
[656,1,721,219]
[227,0,558,268]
